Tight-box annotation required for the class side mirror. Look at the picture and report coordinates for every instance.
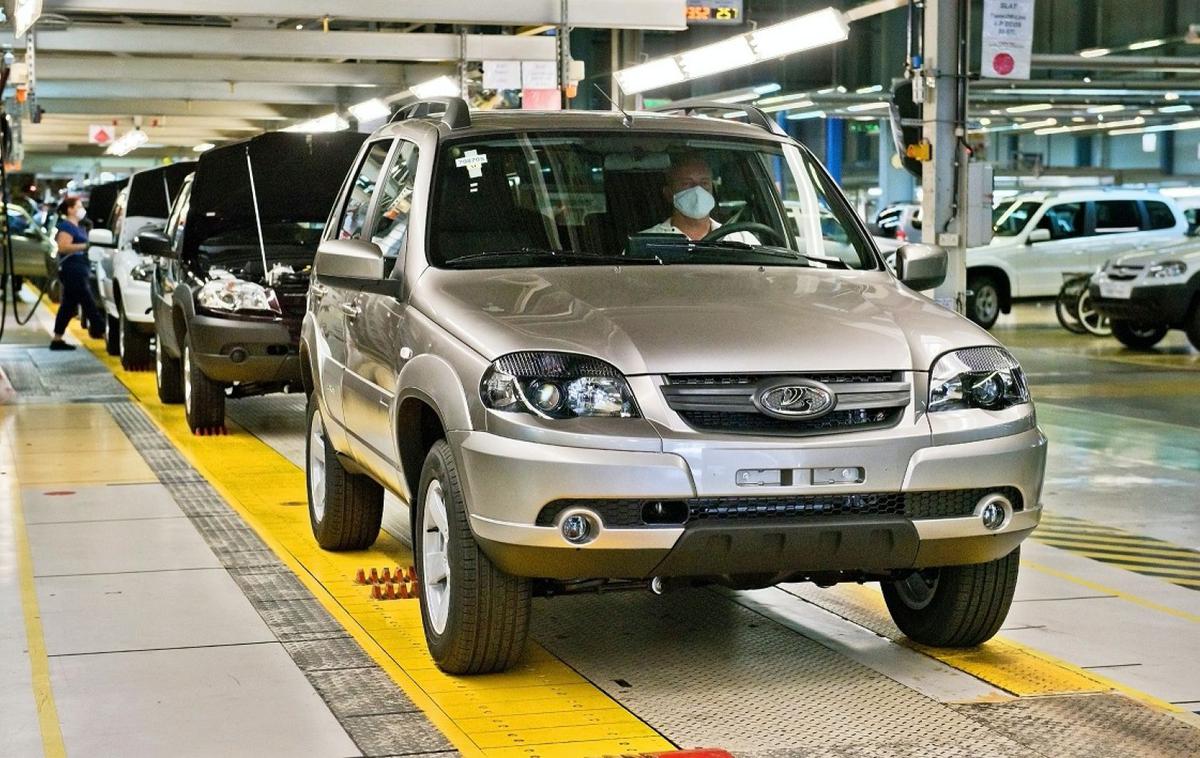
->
[88,228,115,247]
[134,229,176,259]
[314,238,384,280]
[1026,228,1051,244]
[895,243,947,291]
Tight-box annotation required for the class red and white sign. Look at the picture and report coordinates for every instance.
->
[981,0,1035,80]
[88,124,114,145]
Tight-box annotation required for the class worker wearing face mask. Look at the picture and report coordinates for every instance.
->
[49,196,105,351]
[640,154,759,244]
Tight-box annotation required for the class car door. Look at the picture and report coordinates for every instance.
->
[344,139,422,491]
[151,177,192,358]
[1011,201,1089,297]
[310,139,395,441]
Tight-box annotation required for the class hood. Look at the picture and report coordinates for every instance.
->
[415,266,995,375]
[1111,237,1200,267]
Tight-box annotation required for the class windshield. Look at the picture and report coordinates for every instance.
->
[428,132,876,270]
[993,200,1041,237]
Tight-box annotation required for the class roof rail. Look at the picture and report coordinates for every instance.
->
[389,97,471,130]
[650,102,786,137]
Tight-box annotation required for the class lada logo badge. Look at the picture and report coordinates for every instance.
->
[753,379,837,420]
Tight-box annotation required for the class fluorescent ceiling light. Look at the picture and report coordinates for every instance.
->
[1071,116,1086,122]
[614,58,685,95]
[1165,91,1181,101]
[757,90,808,106]
[1079,48,1111,58]
[613,7,847,96]
[786,110,826,120]
[1014,118,1057,130]
[1086,104,1125,113]
[1006,103,1052,113]
[1034,117,1144,136]
[754,83,782,95]
[410,76,461,99]
[1129,39,1166,50]
[680,36,756,78]
[349,98,391,122]
[1159,104,1193,113]
[283,112,349,133]
[979,117,991,125]
[192,142,215,152]
[105,129,149,157]
[759,99,814,114]
[713,92,761,104]
[855,84,883,94]
[846,101,890,112]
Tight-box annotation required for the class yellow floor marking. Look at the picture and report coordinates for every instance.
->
[1034,541,1200,566]
[1023,560,1200,624]
[61,325,673,756]
[1065,557,1200,578]
[826,582,1184,712]
[1,440,67,758]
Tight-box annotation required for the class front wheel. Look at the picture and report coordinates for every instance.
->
[119,308,153,370]
[182,335,226,433]
[1111,320,1168,350]
[967,274,1002,329]
[305,391,383,550]
[882,548,1020,647]
[415,440,531,674]
[1187,307,1200,351]
[104,315,121,356]
[155,338,184,404]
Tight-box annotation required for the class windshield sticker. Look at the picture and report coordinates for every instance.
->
[455,149,489,178]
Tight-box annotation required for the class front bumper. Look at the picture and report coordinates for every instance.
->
[453,424,1047,580]
[187,311,300,385]
[1090,281,1192,326]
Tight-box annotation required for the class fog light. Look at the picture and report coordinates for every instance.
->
[978,494,1011,531]
[560,512,596,544]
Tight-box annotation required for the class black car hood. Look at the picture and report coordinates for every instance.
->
[127,162,196,219]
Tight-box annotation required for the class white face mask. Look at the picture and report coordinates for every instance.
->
[673,185,715,220]
[73,207,87,222]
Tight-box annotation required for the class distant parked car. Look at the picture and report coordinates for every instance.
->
[875,203,922,243]
[968,189,1187,328]
[141,131,367,433]
[1089,237,1200,350]
[5,203,57,289]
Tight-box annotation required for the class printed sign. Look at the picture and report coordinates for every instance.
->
[981,0,1035,80]
[521,61,559,90]
[88,124,114,146]
[483,60,522,91]
[686,0,743,25]
[454,149,488,178]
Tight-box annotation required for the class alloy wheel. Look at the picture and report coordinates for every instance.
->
[421,479,452,635]
[307,407,326,523]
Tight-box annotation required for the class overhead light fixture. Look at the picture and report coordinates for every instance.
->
[283,112,349,133]
[349,98,391,122]
[845,101,890,112]
[1164,91,1181,101]
[192,142,215,153]
[757,90,809,106]
[410,75,461,99]
[1129,38,1166,50]
[1034,117,1144,136]
[1071,116,1086,122]
[1015,118,1057,130]
[1006,103,1053,113]
[295,23,304,30]
[760,99,814,114]
[786,110,827,120]
[1159,104,1194,113]
[855,84,883,94]
[613,7,848,95]
[979,117,992,126]
[105,129,149,157]
[1086,104,1125,113]
[1079,47,1111,58]
[1112,118,1200,136]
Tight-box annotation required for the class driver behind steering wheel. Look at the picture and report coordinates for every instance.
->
[639,153,760,244]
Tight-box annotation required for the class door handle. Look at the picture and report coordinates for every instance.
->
[340,303,361,319]
[311,282,329,297]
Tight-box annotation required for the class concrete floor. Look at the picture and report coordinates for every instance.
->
[2,299,1199,756]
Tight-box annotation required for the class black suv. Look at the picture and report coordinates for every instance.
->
[139,131,367,433]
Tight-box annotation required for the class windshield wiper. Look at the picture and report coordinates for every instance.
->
[642,238,851,269]
[443,248,662,268]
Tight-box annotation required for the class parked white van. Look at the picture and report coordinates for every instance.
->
[967,189,1187,327]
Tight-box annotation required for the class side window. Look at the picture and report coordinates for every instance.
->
[370,141,420,263]
[166,183,191,250]
[1144,201,1176,230]
[1036,202,1085,240]
[1094,200,1140,234]
[339,141,393,240]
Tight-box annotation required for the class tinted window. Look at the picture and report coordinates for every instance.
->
[339,141,393,241]
[1094,200,1140,234]
[1036,202,1086,240]
[993,200,1040,236]
[1144,201,1176,230]
[370,141,420,262]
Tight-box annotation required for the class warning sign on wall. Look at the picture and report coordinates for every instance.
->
[88,124,114,145]
[981,0,1036,80]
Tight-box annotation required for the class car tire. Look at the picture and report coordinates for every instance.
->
[155,338,184,404]
[104,315,121,356]
[967,274,1002,329]
[305,391,383,550]
[881,547,1019,647]
[1111,320,1168,350]
[119,308,153,371]
[182,335,226,432]
[415,439,531,674]
[1185,306,1200,351]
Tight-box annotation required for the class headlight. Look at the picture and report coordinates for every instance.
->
[929,347,1030,412]
[196,277,280,314]
[1148,260,1187,278]
[130,261,154,282]
[481,352,640,419]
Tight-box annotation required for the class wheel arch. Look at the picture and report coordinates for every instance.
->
[967,265,1013,313]
[393,354,473,507]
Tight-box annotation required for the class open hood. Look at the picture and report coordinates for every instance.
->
[127,162,195,220]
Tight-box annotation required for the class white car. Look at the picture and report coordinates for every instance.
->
[1090,237,1200,350]
[95,162,195,369]
[967,189,1187,327]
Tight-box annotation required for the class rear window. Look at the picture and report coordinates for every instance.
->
[1094,200,1141,234]
[1144,201,1176,230]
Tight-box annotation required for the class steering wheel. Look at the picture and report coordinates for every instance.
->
[701,221,786,246]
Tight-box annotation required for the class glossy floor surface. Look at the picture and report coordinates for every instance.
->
[2,299,1199,757]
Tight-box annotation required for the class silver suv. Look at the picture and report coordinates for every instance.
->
[301,99,1047,674]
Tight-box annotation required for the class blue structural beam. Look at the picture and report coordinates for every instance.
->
[825,117,844,183]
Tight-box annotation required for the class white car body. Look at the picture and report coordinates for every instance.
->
[970,189,1187,301]
[97,203,161,327]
